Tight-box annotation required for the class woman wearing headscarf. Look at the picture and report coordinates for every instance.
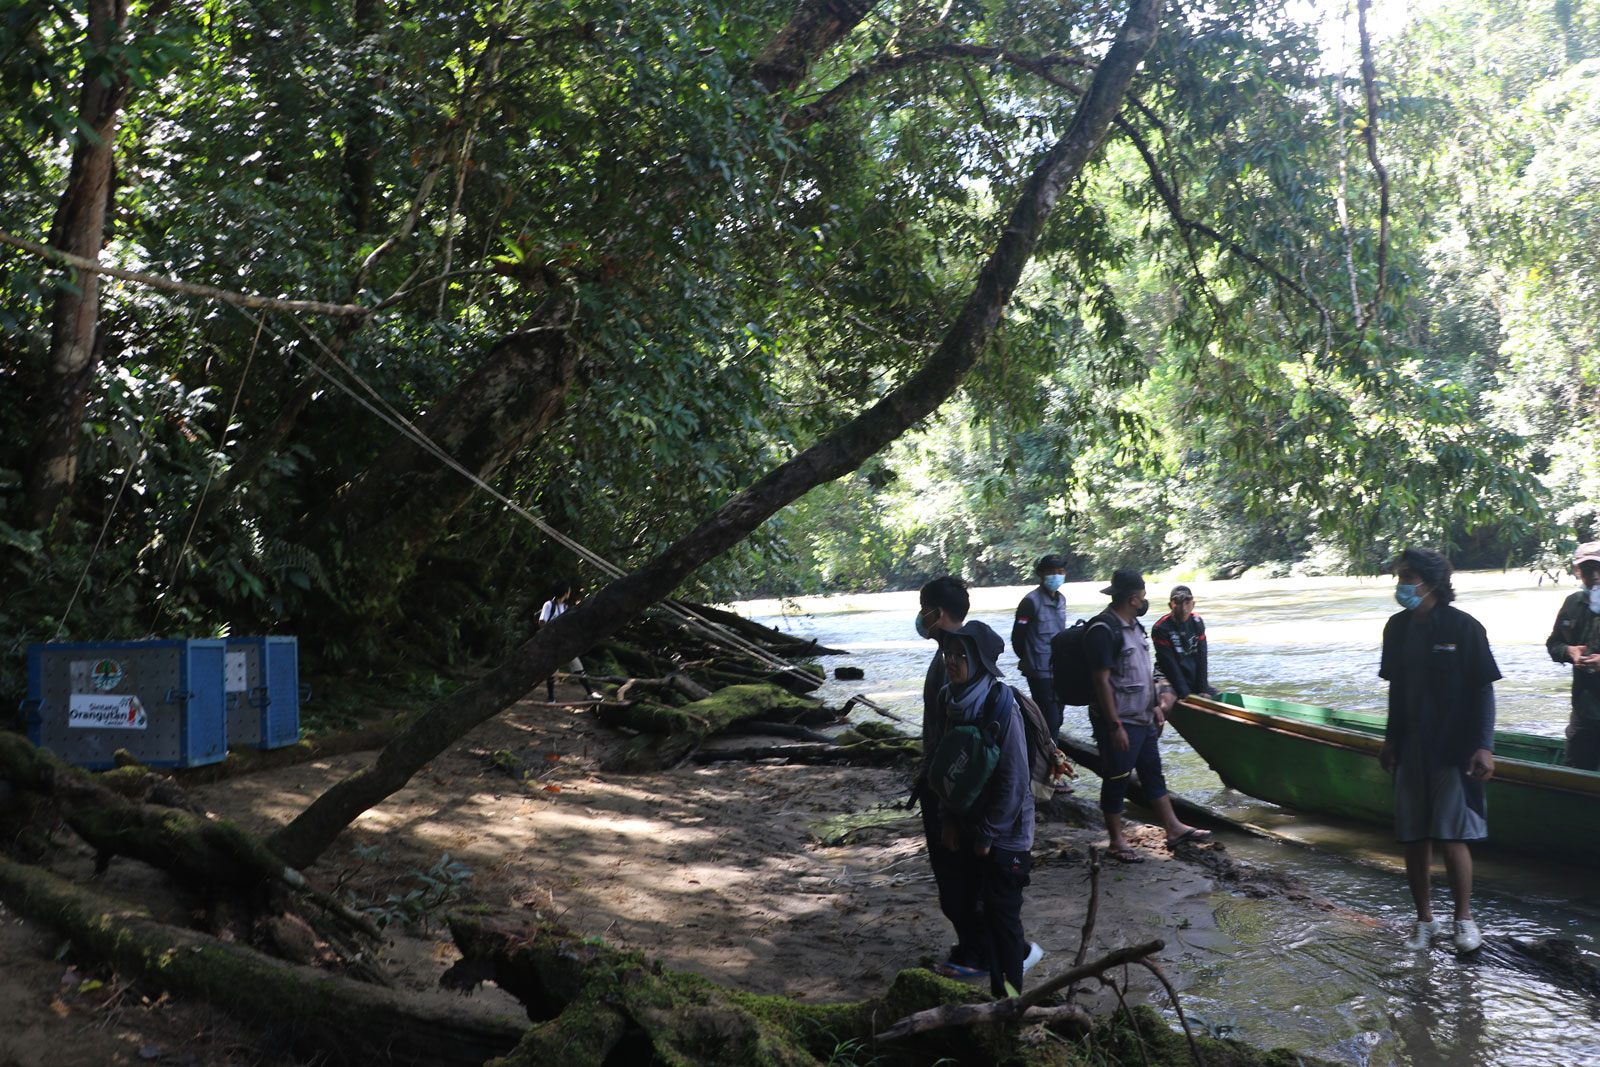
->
[928,620,1038,996]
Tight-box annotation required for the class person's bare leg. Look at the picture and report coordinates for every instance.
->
[1440,841,1473,920]
[1405,840,1435,920]
[1105,811,1131,853]
[1150,794,1201,841]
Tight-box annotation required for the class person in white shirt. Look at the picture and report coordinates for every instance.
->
[538,580,603,701]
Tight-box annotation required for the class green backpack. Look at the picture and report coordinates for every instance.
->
[928,695,1009,817]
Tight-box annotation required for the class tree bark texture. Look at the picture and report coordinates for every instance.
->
[0,857,526,1067]
[750,0,877,92]
[25,0,133,532]
[314,315,577,622]
[267,0,1164,871]
[445,915,996,1067]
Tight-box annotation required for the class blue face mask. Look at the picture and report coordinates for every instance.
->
[1589,587,1600,615]
[1041,574,1065,592]
[915,612,932,639]
[1395,584,1424,611]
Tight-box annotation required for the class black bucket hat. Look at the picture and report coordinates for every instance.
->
[939,620,1005,679]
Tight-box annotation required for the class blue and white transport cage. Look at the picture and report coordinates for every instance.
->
[23,639,229,769]
[224,635,302,749]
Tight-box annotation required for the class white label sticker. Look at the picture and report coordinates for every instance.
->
[68,693,147,730]
[226,651,249,693]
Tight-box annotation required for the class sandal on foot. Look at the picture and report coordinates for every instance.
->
[1165,828,1212,848]
[1108,847,1144,864]
[931,961,989,979]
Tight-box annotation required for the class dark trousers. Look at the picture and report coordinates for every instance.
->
[939,845,1032,998]
[1023,672,1065,742]
[921,796,1032,994]
[921,794,977,966]
[1095,720,1168,814]
[1568,720,1600,771]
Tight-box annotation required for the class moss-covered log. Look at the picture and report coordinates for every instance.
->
[597,684,834,772]
[0,733,289,889]
[0,855,525,1067]
[445,915,1033,1067]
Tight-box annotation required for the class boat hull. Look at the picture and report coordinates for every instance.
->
[1168,694,1600,863]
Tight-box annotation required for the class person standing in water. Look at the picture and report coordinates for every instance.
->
[1545,542,1600,770]
[1378,548,1499,953]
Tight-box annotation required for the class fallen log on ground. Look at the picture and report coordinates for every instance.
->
[597,683,834,772]
[874,940,1162,1042]
[689,742,910,765]
[0,733,380,949]
[0,855,526,1067]
[444,914,1017,1067]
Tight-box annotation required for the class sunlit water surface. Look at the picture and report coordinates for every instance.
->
[736,573,1600,1067]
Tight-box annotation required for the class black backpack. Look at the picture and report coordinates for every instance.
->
[1050,614,1118,706]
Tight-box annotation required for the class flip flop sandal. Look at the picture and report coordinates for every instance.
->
[1109,847,1144,864]
[1165,828,1212,848]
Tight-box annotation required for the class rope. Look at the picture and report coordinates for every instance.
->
[153,313,266,632]
[250,307,824,686]
[0,230,369,317]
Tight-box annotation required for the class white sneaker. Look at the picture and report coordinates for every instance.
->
[1404,918,1444,950]
[1022,942,1044,973]
[1453,919,1482,953]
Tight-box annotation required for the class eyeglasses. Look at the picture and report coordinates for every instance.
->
[941,648,968,663]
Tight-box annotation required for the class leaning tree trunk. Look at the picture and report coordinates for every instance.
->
[312,311,577,623]
[266,0,1164,871]
[24,0,137,534]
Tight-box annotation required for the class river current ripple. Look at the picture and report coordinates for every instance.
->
[737,572,1600,1067]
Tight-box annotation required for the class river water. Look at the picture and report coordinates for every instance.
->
[736,572,1600,1067]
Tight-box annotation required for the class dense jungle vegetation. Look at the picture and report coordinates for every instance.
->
[2,0,1597,700]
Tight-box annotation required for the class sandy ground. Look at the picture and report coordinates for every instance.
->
[0,683,1332,1065]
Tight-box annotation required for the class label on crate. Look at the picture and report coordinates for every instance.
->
[68,693,148,729]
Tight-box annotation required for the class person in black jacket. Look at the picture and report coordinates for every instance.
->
[1152,584,1215,701]
[1545,541,1600,769]
[1378,548,1499,955]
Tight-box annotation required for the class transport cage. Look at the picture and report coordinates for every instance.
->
[22,639,228,769]
[224,636,302,750]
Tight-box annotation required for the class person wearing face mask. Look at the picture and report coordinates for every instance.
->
[1086,569,1210,863]
[927,621,1039,996]
[1378,548,1499,954]
[913,577,985,979]
[1545,542,1600,770]
[1012,553,1071,759]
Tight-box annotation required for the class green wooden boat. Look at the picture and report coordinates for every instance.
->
[1167,693,1600,862]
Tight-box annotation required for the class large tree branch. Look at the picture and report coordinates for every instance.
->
[750,0,878,93]
[267,0,1164,871]
[794,43,1095,127]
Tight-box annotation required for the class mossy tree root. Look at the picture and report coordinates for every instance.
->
[0,855,526,1067]
[446,915,1074,1067]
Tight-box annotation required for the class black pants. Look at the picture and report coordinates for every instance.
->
[942,845,1031,998]
[1023,672,1065,742]
[1568,720,1600,771]
[921,794,979,968]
